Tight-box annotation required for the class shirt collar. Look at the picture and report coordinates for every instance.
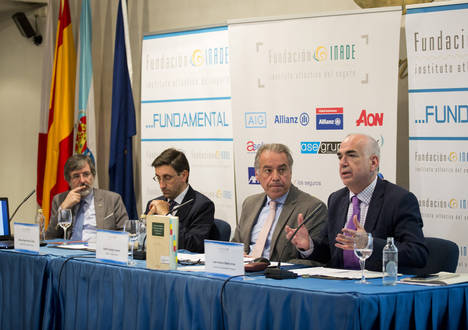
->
[172,185,189,205]
[266,190,289,206]
[349,176,377,205]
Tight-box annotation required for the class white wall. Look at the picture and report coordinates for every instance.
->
[0,14,45,224]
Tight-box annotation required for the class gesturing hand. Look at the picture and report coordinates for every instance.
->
[285,213,310,250]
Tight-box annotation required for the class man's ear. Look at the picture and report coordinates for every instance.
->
[370,155,379,172]
[181,169,189,182]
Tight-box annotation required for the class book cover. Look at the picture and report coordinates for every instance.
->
[146,215,178,270]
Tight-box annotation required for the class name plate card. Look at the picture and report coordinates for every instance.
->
[14,222,40,253]
[96,229,128,265]
[204,240,244,276]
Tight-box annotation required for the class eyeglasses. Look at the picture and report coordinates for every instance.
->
[153,174,176,183]
[70,171,92,181]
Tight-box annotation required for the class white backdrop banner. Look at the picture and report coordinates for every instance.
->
[140,27,236,229]
[406,2,468,272]
[229,9,401,216]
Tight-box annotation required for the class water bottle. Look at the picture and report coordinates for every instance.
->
[137,214,147,251]
[382,237,398,285]
[35,209,46,241]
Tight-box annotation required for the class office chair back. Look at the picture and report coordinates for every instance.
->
[405,237,459,275]
[213,219,231,241]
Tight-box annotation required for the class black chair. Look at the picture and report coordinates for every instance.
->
[213,219,231,242]
[402,237,459,275]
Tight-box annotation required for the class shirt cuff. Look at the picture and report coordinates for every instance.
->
[298,236,314,258]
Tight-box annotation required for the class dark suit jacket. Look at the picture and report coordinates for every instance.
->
[145,185,215,253]
[310,178,428,271]
[46,188,129,239]
[232,185,327,264]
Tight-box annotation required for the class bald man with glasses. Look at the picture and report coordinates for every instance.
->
[145,148,215,253]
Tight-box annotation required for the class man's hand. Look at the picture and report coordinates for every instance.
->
[335,215,367,251]
[147,200,170,216]
[285,213,311,250]
[60,186,86,209]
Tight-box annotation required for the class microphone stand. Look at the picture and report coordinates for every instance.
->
[264,204,323,280]
[9,189,35,221]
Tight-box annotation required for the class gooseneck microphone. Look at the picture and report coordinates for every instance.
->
[166,198,194,215]
[9,189,36,221]
[264,204,323,279]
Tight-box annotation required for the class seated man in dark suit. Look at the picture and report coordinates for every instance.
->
[286,134,428,271]
[232,143,327,263]
[145,148,215,253]
[46,154,128,241]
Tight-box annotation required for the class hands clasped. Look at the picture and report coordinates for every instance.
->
[147,200,170,216]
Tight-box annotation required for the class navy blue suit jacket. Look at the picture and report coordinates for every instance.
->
[310,178,428,271]
[145,185,215,253]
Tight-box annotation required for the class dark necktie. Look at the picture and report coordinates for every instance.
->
[169,200,178,213]
[343,196,361,269]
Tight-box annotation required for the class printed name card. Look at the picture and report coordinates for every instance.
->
[96,229,128,265]
[204,240,244,276]
[14,222,40,253]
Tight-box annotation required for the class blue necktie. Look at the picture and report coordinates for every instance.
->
[71,200,86,241]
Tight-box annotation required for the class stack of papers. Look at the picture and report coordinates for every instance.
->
[400,272,468,286]
[292,267,382,279]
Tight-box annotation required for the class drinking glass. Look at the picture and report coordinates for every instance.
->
[58,209,72,244]
[124,219,141,266]
[354,232,373,284]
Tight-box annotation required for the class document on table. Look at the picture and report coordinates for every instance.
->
[52,243,96,251]
[176,254,290,272]
[292,267,382,279]
[399,272,468,286]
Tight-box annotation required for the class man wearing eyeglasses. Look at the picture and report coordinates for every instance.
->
[46,154,128,241]
[145,148,215,253]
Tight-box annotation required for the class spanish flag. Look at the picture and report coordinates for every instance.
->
[37,0,76,224]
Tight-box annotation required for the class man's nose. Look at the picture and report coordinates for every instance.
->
[271,170,280,180]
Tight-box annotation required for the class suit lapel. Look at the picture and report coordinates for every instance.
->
[93,189,105,227]
[364,178,384,232]
[175,186,195,222]
[242,195,266,246]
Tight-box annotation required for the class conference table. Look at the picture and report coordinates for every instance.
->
[0,245,467,330]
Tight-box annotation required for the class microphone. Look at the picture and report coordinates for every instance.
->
[9,189,35,221]
[166,198,194,215]
[264,204,323,280]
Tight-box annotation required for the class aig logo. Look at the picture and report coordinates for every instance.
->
[245,112,266,128]
[248,167,259,184]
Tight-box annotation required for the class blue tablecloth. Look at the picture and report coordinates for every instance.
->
[1,246,467,330]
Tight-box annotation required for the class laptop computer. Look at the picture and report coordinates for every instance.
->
[0,197,14,249]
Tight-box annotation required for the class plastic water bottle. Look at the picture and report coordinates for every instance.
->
[382,237,398,285]
[35,209,46,241]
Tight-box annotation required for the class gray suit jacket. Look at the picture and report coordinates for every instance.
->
[46,188,129,239]
[232,185,327,264]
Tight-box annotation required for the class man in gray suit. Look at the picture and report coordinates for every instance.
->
[232,143,327,263]
[46,154,128,241]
